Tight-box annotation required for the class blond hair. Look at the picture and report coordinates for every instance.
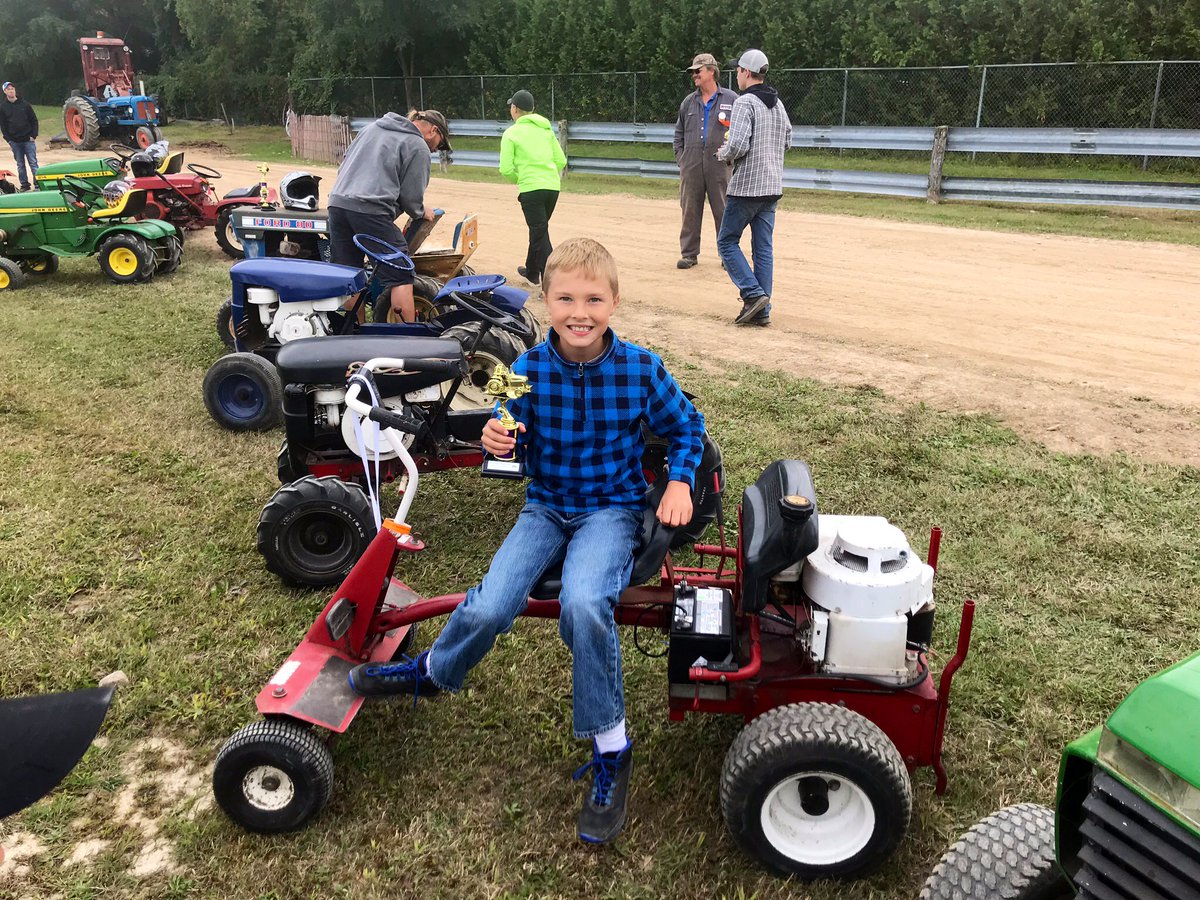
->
[542,237,619,297]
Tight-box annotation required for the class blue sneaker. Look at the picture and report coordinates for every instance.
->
[348,650,440,704]
[573,740,634,844]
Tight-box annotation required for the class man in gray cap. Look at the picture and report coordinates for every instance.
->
[672,54,737,270]
[716,49,792,326]
[327,108,451,322]
[500,89,566,284]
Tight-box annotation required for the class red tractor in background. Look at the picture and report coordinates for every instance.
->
[62,33,165,151]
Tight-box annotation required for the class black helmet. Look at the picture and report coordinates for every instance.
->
[280,171,321,211]
[129,151,156,178]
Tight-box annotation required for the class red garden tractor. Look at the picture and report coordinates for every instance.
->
[213,356,977,882]
[62,33,165,151]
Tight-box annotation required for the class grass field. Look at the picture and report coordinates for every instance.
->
[1,224,1198,900]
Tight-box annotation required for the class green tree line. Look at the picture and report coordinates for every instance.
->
[1,0,1197,123]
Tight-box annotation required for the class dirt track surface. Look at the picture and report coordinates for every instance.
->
[40,143,1200,467]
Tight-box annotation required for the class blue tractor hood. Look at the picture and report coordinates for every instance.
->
[230,258,367,304]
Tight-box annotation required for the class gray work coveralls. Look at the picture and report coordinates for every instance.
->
[673,86,738,260]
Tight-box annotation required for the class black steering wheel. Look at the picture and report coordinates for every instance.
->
[109,143,135,163]
[353,234,415,274]
[187,163,222,180]
[59,174,105,206]
[447,290,532,339]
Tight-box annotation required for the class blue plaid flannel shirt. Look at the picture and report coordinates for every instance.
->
[502,329,705,515]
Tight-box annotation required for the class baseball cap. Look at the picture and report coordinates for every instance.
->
[1,82,12,91]
[728,49,769,75]
[507,90,535,112]
[413,109,452,151]
[687,53,719,72]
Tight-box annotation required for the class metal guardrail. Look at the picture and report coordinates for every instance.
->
[337,116,1200,211]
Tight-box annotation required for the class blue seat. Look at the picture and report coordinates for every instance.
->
[230,258,367,303]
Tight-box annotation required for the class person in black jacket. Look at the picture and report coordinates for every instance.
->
[0,82,39,192]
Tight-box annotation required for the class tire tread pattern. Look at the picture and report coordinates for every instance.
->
[919,803,1067,900]
[720,701,912,879]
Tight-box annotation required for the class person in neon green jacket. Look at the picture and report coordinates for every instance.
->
[500,90,567,285]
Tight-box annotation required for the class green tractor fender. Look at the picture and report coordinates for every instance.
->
[34,157,126,192]
[83,219,179,253]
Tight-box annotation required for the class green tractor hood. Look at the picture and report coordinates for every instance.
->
[35,157,124,191]
[1106,650,1200,787]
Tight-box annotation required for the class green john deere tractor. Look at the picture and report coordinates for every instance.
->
[0,174,181,290]
[920,650,1200,899]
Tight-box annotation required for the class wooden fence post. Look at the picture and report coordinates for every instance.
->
[927,125,949,203]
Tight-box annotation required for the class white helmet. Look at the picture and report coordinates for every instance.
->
[280,171,321,211]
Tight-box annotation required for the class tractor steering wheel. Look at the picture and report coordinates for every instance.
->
[187,163,222,180]
[445,290,532,339]
[353,234,416,274]
[59,174,105,207]
[109,143,136,164]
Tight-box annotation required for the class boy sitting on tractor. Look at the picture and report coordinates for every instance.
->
[347,237,706,844]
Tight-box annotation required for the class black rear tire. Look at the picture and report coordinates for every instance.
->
[257,476,375,586]
[202,352,283,431]
[919,804,1071,900]
[213,719,333,833]
[371,274,442,323]
[720,702,912,880]
[216,207,244,259]
[439,322,524,409]
[19,254,59,276]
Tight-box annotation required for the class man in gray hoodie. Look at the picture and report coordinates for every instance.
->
[328,109,451,322]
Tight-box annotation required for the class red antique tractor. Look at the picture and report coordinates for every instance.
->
[62,32,165,150]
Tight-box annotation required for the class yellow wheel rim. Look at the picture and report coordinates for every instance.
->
[29,259,46,273]
[109,248,139,276]
[0,270,9,290]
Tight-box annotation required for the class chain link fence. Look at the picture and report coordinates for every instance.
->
[294,61,1200,129]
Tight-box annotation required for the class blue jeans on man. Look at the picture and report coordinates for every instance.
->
[426,502,642,738]
[8,140,38,191]
[717,195,777,322]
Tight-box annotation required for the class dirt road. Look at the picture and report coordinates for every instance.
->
[39,142,1200,466]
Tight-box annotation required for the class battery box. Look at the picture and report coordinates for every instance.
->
[668,583,736,684]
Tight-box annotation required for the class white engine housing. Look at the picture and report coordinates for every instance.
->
[246,288,350,345]
[800,515,934,683]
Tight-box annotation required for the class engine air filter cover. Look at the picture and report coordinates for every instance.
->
[802,515,933,618]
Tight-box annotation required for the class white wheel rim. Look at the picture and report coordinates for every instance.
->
[760,770,875,865]
[242,764,296,812]
[449,349,504,410]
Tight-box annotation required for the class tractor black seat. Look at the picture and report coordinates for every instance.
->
[739,460,820,613]
[222,186,259,200]
[275,335,464,389]
[529,433,725,601]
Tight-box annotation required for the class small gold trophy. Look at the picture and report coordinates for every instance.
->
[257,163,272,209]
[481,363,532,479]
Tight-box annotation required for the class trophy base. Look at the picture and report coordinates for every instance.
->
[481,456,526,480]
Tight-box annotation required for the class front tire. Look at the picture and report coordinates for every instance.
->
[202,352,283,431]
[134,125,157,149]
[155,234,182,275]
[0,257,26,291]
[919,804,1070,900]
[256,476,375,587]
[98,233,156,284]
[213,719,333,833]
[720,702,912,880]
[276,439,306,484]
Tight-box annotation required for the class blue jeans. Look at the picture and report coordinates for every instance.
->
[427,502,642,738]
[8,140,38,190]
[717,195,777,312]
